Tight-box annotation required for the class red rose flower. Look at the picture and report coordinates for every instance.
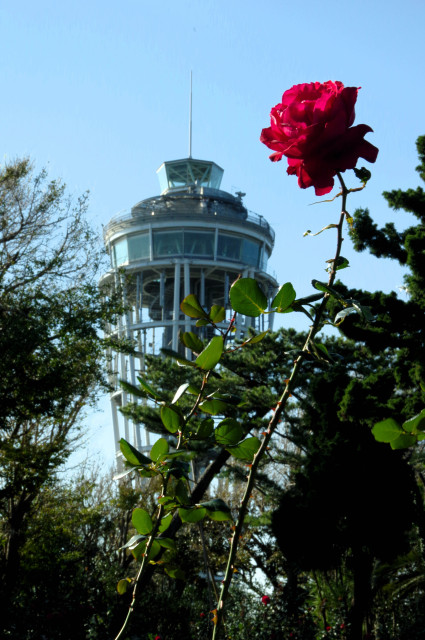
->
[260,81,378,196]
[261,594,270,605]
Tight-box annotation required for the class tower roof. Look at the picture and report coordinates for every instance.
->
[156,158,224,194]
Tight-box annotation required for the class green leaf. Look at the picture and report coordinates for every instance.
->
[157,537,177,552]
[160,548,176,563]
[174,478,190,505]
[180,294,208,319]
[119,533,145,550]
[117,578,132,594]
[113,466,139,481]
[312,280,346,303]
[132,508,153,535]
[314,343,330,358]
[158,496,179,510]
[209,305,226,323]
[229,278,267,317]
[402,409,425,434]
[195,317,209,327]
[349,300,375,323]
[215,418,244,446]
[133,539,161,561]
[372,418,402,443]
[165,450,192,459]
[335,256,349,271]
[120,380,146,398]
[120,439,152,466]
[244,330,269,345]
[136,376,162,400]
[172,383,190,404]
[292,292,324,306]
[326,256,349,272]
[149,540,161,560]
[390,433,417,450]
[187,384,201,395]
[199,398,228,415]
[359,305,374,323]
[137,467,157,478]
[195,336,224,370]
[335,302,374,325]
[178,507,207,523]
[200,498,231,512]
[161,405,183,433]
[201,498,232,520]
[195,417,214,439]
[206,509,232,521]
[353,166,372,183]
[150,437,169,462]
[372,418,403,442]
[164,565,185,580]
[167,461,188,480]
[334,307,357,325]
[271,282,296,312]
[181,332,204,353]
[158,512,173,533]
[226,436,261,461]
[160,348,197,367]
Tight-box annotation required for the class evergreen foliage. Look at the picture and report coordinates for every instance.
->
[0,159,124,634]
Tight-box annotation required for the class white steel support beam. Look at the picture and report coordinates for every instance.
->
[111,399,122,471]
[172,262,181,351]
[160,270,165,310]
[200,269,205,306]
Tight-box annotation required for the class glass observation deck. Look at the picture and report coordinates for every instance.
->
[157,158,224,194]
[111,228,269,272]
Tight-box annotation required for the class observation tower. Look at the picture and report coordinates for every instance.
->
[101,157,277,465]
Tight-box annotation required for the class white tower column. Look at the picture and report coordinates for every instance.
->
[172,261,181,351]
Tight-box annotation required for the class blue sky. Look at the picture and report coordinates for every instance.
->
[2,0,424,466]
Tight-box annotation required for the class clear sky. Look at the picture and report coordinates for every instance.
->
[2,0,424,467]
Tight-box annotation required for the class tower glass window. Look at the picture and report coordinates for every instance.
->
[153,231,184,257]
[157,159,224,194]
[184,231,214,257]
[112,238,128,266]
[128,233,150,261]
[241,238,260,268]
[217,234,242,261]
[217,234,260,267]
[260,247,270,271]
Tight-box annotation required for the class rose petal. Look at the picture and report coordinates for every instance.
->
[261,81,378,194]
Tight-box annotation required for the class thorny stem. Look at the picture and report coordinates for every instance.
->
[212,174,349,639]
[114,474,169,640]
[116,313,238,637]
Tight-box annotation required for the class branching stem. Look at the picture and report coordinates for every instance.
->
[212,174,349,639]
[114,475,169,640]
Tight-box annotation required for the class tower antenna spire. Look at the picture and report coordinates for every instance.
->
[189,71,193,158]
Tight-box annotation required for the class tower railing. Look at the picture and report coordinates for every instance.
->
[104,202,275,244]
